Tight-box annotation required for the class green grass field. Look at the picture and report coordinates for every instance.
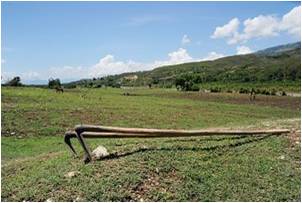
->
[1,87,301,201]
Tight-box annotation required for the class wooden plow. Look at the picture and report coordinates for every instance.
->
[64,124,290,163]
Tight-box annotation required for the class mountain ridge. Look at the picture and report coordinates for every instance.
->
[64,42,301,88]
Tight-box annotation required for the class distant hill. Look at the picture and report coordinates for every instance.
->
[256,42,300,56]
[64,42,301,88]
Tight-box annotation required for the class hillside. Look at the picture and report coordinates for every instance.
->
[64,42,301,88]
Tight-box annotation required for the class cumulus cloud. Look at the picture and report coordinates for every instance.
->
[181,34,191,45]
[236,46,253,55]
[279,5,301,37]
[244,15,279,38]
[211,18,240,39]
[211,6,301,44]
[89,48,194,77]
[89,55,146,77]
[167,48,193,64]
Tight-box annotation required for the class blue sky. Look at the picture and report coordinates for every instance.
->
[1,1,301,84]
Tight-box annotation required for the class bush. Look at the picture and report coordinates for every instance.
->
[65,84,76,89]
[270,89,277,96]
[164,84,173,88]
[282,91,287,96]
[210,87,221,93]
[111,83,121,88]
[255,89,261,94]
[239,88,249,94]
[191,84,200,91]
[260,89,270,95]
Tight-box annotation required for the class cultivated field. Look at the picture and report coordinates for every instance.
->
[1,87,301,201]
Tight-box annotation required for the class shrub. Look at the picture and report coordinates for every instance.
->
[255,89,261,94]
[191,84,200,91]
[260,89,270,95]
[270,89,277,96]
[164,84,173,88]
[65,84,76,89]
[94,84,102,88]
[239,88,249,94]
[111,83,121,88]
[210,87,221,93]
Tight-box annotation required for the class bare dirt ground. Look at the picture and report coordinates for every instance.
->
[157,92,300,111]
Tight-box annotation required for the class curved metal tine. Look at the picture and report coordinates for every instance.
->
[75,132,93,164]
[64,131,78,157]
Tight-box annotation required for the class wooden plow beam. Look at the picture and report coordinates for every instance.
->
[64,124,291,163]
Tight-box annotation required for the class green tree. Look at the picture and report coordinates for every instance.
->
[48,78,61,89]
[175,73,200,91]
[5,76,22,86]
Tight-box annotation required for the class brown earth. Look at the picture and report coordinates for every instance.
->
[156,92,300,111]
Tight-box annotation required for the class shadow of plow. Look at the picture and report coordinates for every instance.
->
[98,134,273,161]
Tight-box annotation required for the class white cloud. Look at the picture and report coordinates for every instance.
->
[211,6,301,44]
[167,48,193,64]
[243,15,279,38]
[91,48,193,77]
[280,5,301,37]
[89,55,146,77]
[201,52,225,61]
[227,32,246,44]
[181,34,191,45]
[236,46,253,55]
[211,18,240,39]
[1,59,5,64]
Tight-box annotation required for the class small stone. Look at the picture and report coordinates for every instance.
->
[74,196,83,202]
[296,141,300,145]
[10,132,16,135]
[64,171,80,178]
[139,198,144,202]
[91,146,109,160]
[155,168,160,174]
[279,155,285,160]
[46,198,53,202]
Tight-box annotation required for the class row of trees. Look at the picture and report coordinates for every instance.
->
[3,76,62,89]
[174,73,290,95]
